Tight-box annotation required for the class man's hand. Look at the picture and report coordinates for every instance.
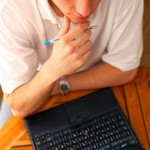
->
[44,16,92,78]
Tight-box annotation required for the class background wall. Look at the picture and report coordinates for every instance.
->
[0,87,2,104]
[140,0,150,67]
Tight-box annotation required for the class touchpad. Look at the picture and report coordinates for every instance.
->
[65,102,90,126]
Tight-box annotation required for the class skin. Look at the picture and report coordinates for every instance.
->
[48,0,100,23]
[4,0,138,117]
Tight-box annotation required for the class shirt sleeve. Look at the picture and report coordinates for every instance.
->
[0,4,38,94]
[102,0,144,71]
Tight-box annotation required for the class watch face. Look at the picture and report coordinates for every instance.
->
[60,84,69,92]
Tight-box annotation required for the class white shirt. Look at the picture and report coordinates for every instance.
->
[0,0,143,94]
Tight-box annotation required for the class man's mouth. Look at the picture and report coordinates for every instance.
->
[71,14,89,22]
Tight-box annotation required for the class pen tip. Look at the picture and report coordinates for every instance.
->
[44,41,51,45]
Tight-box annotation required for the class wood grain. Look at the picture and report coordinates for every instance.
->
[136,81,150,144]
[123,82,150,150]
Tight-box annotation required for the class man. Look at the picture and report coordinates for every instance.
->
[0,0,143,125]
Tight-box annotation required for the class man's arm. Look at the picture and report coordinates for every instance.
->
[4,19,92,117]
[4,60,137,118]
[4,66,59,117]
[52,61,138,95]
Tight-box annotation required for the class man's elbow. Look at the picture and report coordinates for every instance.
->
[9,100,33,118]
[11,108,28,118]
[123,68,138,84]
[5,94,31,118]
[5,100,28,118]
[9,102,29,117]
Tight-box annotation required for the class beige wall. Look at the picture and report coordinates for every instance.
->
[140,0,150,67]
[0,86,3,105]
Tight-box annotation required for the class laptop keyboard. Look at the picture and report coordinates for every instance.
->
[33,109,137,150]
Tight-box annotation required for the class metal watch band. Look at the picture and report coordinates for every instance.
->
[59,76,71,95]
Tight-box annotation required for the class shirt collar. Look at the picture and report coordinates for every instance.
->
[37,0,63,28]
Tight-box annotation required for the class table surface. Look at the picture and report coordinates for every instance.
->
[0,67,150,150]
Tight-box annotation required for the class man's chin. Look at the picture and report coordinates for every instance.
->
[71,20,88,24]
[68,15,89,24]
[70,18,89,24]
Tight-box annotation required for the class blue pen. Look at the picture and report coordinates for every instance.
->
[44,25,97,45]
[44,37,61,45]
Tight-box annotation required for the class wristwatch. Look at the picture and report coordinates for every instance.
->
[59,76,71,95]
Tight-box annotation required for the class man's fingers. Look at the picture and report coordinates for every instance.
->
[77,40,92,56]
[73,30,92,48]
[56,16,70,37]
[64,22,90,41]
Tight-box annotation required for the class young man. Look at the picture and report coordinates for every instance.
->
[0,0,143,125]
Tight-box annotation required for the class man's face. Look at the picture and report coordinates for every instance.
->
[49,0,101,23]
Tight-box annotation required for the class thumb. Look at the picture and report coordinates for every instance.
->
[55,16,70,37]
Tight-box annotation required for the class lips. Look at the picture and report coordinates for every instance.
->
[73,14,89,19]
[71,14,89,22]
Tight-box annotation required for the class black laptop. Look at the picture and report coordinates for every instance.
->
[24,88,143,150]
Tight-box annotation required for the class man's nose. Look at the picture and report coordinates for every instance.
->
[76,0,93,17]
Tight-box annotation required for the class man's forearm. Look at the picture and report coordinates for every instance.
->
[5,61,137,117]
[52,62,138,95]
[4,68,60,117]
[4,21,92,118]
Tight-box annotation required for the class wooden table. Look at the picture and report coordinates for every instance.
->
[0,67,150,150]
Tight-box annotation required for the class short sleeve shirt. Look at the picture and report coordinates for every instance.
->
[0,0,143,94]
